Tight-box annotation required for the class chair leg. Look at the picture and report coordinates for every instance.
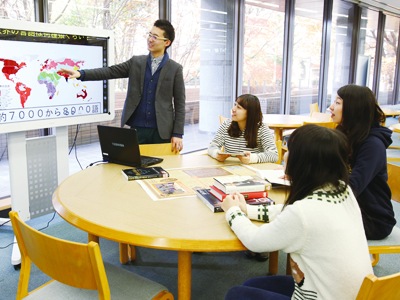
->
[371,253,380,267]
[286,253,292,275]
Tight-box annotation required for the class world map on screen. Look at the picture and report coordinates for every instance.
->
[0,38,104,125]
[0,57,87,108]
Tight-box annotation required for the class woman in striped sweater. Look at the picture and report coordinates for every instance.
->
[208,94,278,164]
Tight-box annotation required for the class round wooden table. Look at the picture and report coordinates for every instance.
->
[52,155,286,300]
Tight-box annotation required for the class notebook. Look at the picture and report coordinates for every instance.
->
[97,125,164,167]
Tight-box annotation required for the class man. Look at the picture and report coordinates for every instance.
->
[60,19,185,153]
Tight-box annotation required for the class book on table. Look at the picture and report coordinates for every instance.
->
[121,166,169,181]
[213,175,270,194]
[209,185,268,201]
[256,169,290,186]
[195,188,224,213]
[246,197,275,206]
[196,188,275,212]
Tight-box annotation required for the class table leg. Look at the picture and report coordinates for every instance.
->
[178,251,192,300]
[273,129,282,141]
[119,243,130,264]
[88,233,99,243]
[268,251,279,275]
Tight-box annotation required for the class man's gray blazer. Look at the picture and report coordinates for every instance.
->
[82,55,186,139]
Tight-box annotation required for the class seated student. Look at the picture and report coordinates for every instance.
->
[222,124,373,300]
[208,94,278,164]
[329,84,396,240]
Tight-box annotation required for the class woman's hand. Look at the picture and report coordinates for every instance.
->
[221,192,248,214]
[237,151,251,164]
[215,153,231,162]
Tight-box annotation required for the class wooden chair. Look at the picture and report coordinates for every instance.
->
[139,143,179,156]
[309,103,319,116]
[356,272,400,300]
[219,115,228,124]
[387,124,400,162]
[309,111,333,122]
[282,121,336,157]
[368,163,400,266]
[9,211,174,300]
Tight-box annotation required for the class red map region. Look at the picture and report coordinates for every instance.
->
[0,58,27,80]
[15,82,32,108]
[77,89,88,99]
[56,70,69,80]
[0,58,31,107]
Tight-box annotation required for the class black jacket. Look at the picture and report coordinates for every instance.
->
[350,125,396,240]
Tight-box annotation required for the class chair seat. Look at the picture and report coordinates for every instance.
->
[368,226,400,266]
[24,262,170,300]
[368,226,400,247]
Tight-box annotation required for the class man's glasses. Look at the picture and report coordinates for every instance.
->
[147,32,168,41]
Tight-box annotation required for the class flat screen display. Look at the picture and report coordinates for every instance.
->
[0,20,115,133]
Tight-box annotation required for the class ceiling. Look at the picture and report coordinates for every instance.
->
[356,0,400,15]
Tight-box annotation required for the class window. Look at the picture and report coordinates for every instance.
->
[171,0,236,144]
[356,7,379,90]
[243,0,285,114]
[377,14,399,105]
[326,1,355,107]
[288,0,324,115]
[0,0,34,20]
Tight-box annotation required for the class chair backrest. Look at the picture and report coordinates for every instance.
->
[139,143,179,155]
[356,273,400,299]
[309,111,332,122]
[389,123,400,133]
[219,115,228,124]
[309,103,319,116]
[387,163,400,202]
[9,211,110,299]
[303,120,336,129]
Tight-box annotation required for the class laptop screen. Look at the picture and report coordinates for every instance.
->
[97,125,163,167]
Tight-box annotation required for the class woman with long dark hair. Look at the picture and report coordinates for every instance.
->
[208,94,278,164]
[330,84,395,239]
[222,125,372,299]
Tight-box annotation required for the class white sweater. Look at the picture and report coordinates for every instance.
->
[208,120,278,164]
[225,184,373,300]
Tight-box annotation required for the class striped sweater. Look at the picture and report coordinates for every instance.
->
[208,120,278,164]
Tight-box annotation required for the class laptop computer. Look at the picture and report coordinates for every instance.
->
[97,125,164,167]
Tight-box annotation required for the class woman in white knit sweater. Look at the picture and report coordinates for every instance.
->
[208,94,278,164]
[222,124,373,300]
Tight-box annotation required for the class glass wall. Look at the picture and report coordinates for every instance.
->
[377,14,399,105]
[356,7,379,90]
[289,0,324,114]
[0,0,34,20]
[242,0,285,114]
[326,1,356,107]
[172,0,236,135]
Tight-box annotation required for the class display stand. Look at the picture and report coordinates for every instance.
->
[7,126,69,267]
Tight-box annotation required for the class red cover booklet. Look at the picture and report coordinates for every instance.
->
[209,185,268,201]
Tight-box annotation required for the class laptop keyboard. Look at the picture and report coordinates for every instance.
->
[141,156,163,167]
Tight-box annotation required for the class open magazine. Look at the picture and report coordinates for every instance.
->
[256,169,290,186]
